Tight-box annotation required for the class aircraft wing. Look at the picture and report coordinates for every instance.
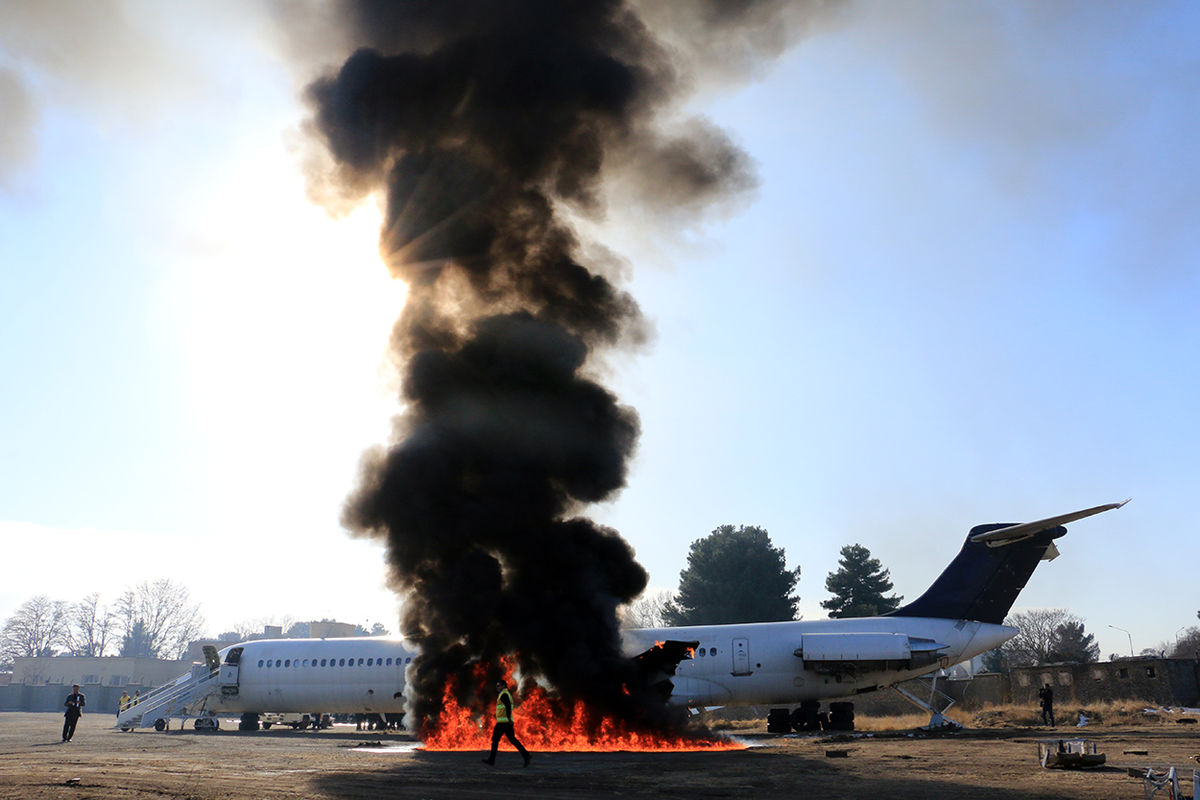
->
[968,499,1129,546]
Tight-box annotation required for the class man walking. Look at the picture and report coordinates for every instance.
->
[1038,683,1055,727]
[63,684,86,742]
[482,679,531,767]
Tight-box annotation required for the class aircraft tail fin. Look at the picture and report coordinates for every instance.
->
[886,501,1127,624]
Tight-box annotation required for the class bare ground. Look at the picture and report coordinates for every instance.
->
[2,713,1198,799]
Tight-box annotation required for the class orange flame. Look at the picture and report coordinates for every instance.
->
[421,668,743,752]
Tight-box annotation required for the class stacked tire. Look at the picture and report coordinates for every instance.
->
[828,701,855,731]
[767,707,792,733]
[791,700,821,732]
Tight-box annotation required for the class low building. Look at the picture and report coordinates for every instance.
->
[1010,657,1200,707]
[0,656,187,713]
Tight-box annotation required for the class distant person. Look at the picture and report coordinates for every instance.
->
[62,684,86,742]
[132,689,141,706]
[1038,683,1055,727]
[118,690,131,717]
[482,679,531,767]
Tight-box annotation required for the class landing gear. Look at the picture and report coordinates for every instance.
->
[153,718,167,731]
[238,713,261,732]
[194,717,219,731]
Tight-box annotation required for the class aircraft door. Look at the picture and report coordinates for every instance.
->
[731,638,752,676]
[219,647,242,695]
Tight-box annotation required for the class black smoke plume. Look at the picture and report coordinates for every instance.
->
[303,0,788,732]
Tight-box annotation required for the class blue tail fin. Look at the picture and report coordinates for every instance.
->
[886,524,1066,624]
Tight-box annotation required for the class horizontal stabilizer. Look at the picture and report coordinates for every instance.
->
[887,498,1128,624]
[968,500,1129,546]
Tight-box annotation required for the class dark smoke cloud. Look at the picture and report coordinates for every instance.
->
[302,0,810,730]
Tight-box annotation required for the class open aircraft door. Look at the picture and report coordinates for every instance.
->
[219,646,242,696]
[731,637,752,676]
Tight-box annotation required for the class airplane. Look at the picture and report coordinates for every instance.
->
[116,500,1127,733]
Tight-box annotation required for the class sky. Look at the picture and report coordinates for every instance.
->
[1,1,1197,661]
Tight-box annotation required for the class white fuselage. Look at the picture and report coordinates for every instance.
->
[627,617,1014,707]
[201,616,1014,715]
[208,637,416,715]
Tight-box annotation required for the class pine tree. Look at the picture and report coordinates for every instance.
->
[1045,619,1100,663]
[821,543,902,618]
[663,525,801,626]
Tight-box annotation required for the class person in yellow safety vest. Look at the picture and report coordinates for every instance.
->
[118,690,131,717]
[481,679,531,767]
[132,690,140,706]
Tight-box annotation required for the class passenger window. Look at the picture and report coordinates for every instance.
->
[711,648,718,656]
[257,660,264,668]
[320,659,327,667]
[405,657,411,664]
[285,660,291,667]
[386,658,393,666]
[698,648,706,657]
[358,658,364,666]
[368,658,374,666]
[302,659,308,667]
[339,658,345,666]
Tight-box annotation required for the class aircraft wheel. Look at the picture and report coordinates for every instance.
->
[262,721,273,730]
[154,718,167,732]
[120,727,132,732]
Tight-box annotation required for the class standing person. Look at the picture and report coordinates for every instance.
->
[482,679,531,767]
[1038,683,1055,727]
[118,690,131,717]
[132,689,141,706]
[62,684,86,742]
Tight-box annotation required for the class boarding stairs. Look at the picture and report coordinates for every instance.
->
[116,646,224,731]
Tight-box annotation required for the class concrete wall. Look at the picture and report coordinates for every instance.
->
[0,683,161,714]
[1010,658,1200,707]
[10,656,187,689]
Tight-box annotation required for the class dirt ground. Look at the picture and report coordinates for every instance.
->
[2,712,1198,799]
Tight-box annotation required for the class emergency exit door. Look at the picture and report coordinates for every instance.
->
[732,637,752,676]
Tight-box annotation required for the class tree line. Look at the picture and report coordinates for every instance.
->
[1,582,394,668]
[1,579,204,665]
[624,524,901,627]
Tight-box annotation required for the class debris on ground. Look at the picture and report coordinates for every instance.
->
[1037,739,1105,769]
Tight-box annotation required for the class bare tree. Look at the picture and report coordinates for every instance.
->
[1168,626,1200,658]
[230,615,297,640]
[116,580,205,660]
[1001,608,1093,666]
[1,595,70,662]
[64,593,116,657]
[621,589,676,628]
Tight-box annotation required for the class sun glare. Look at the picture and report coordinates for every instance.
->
[178,165,405,536]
